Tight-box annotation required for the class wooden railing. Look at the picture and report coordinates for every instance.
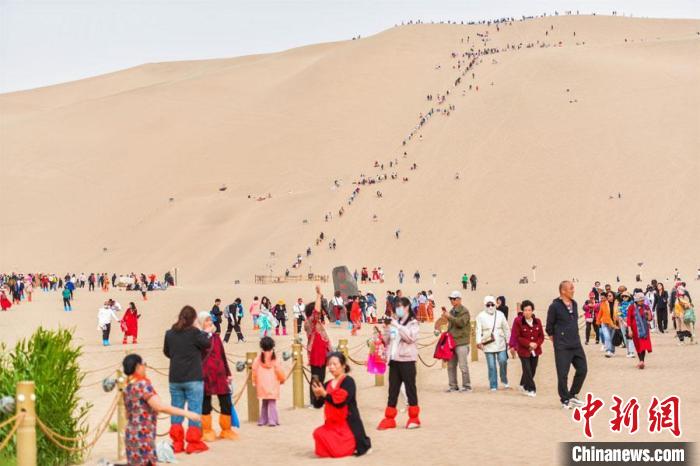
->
[254,274,329,284]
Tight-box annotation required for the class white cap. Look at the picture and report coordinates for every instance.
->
[484,295,497,305]
[448,291,462,299]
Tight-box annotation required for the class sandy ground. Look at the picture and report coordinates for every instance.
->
[1,280,697,465]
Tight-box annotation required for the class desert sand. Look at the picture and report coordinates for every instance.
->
[1,13,699,466]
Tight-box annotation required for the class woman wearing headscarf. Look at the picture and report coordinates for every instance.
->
[476,296,510,391]
[616,291,636,358]
[197,312,239,442]
[627,292,653,369]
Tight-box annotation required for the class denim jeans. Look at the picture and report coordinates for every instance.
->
[169,381,203,427]
[618,321,635,355]
[600,324,615,353]
[485,350,508,389]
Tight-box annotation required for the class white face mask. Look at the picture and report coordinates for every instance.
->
[395,306,405,318]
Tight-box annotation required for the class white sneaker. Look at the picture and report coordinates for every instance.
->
[518,385,525,392]
[600,345,606,352]
[527,391,537,398]
[626,353,635,358]
[568,397,584,407]
[490,388,497,392]
[503,384,511,389]
[605,351,613,358]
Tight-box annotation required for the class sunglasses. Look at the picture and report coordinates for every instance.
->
[486,303,495,307]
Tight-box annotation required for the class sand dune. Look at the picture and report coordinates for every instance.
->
[1,15,698,287]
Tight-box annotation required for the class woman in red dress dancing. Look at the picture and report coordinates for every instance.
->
[312,352,371,457]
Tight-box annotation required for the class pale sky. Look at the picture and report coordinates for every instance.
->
[0,0,698,93]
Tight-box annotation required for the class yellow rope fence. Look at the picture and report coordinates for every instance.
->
[0,413,24,453]
[35,392,119,453]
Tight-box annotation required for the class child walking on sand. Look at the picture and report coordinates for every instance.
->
[252,336,286,426]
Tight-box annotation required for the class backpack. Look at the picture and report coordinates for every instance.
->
[224,304,233,320]
[434,332,456,361]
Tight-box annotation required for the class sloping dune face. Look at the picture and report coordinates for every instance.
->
[1,15,698,285]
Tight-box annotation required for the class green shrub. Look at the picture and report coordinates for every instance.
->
[0,328,91,466]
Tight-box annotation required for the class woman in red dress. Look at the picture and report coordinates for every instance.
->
[350,297,362,336]
[122,302,140,344]
[0,291,12,311]
[304,286,331,403]
[312,352,371,457]
[627,292,653,369]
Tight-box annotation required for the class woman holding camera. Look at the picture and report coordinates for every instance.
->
[377,296,421,430]
[312,352,371,457]
[305,286,331,404]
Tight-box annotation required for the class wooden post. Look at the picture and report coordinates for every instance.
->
[375,374,384,387]
[470,323,478,362]
[16,381,37,466]
[338,339,348,358]
[246,352,259,423]
[116,371,127,463]
[368,340,384,386]
[292,343,304,408]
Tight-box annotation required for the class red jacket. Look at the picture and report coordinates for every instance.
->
[201,334,231,395]
[512,315,545,358]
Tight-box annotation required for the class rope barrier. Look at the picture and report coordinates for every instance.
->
[284,363,297,382]
[301,367,311,384]
[37,394,118,453]
[346,353,367,366]
[233,372,250,406]
[149,367,170,377]
[417,353,439,368]
[36,393,119,443]
[417,338,438,349]
[0,413,24,453]
[0,413,21,431]
[83,364,119,375]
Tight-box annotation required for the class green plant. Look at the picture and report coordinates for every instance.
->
[108,422,117,433]
[0,328,91,466]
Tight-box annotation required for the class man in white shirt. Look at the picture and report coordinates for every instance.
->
[108,299,122,313]
[293,298,305,334]
[97,304,120,346]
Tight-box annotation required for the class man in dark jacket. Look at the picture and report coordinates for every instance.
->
[445,291,472,392]
[546,281,587,409]
[210,299,223,334]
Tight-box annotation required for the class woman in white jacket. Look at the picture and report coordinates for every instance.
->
[476,296,511,391]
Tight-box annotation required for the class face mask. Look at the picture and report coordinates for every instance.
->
[395,306,405,318]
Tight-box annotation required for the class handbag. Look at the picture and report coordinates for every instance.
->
[480,313,498,347]
[612,329,624,347]
[433,332,456,361]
